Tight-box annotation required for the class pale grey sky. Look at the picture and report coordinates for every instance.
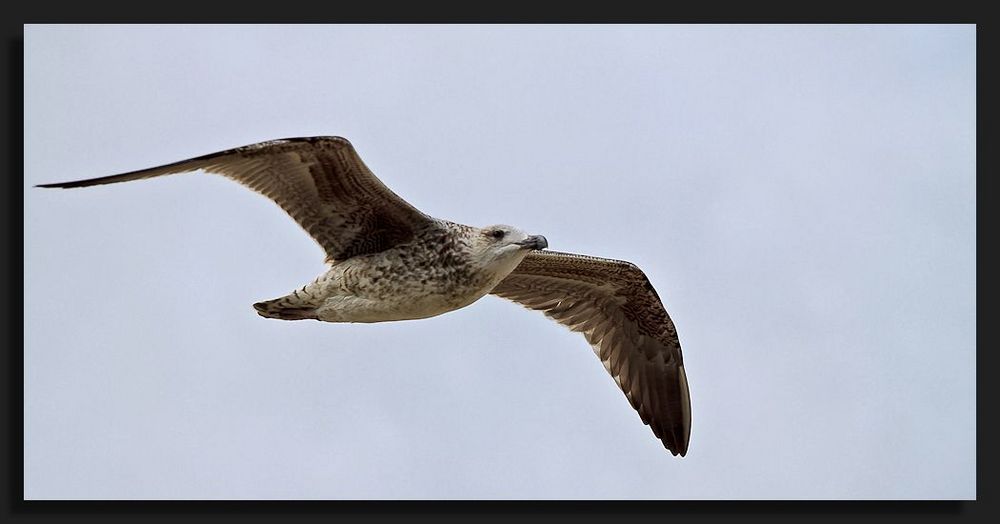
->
[24,25,975,499]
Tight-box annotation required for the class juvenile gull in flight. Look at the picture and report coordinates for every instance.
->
[39,137,691,456]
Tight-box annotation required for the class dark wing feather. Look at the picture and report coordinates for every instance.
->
[37,137,433,262]
[490,250,691,456]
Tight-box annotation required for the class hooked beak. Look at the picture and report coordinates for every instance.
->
[517,234,548,250]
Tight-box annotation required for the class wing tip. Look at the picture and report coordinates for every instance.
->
[36,181,86,189]
[657,426,689,457]
[34,136,357,191]
[653,363,691,457]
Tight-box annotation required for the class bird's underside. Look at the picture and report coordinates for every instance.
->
[38,136,691,456]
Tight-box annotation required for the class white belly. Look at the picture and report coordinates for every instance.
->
[315,291,485,323]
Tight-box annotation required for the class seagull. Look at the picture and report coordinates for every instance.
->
[38,136,691,456]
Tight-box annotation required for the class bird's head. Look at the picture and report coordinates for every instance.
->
[469,224,548,273]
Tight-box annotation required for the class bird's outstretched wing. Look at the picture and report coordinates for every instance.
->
[490,250,691,456]
[37,137,433,263]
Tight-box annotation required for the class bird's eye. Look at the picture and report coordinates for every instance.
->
[491,230,506,240]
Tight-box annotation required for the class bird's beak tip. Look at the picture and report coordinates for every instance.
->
[520,234,548,250]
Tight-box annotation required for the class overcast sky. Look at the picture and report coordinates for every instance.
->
[24,25,975,500]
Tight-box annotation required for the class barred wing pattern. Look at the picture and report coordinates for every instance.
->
[490,250,691,455]
[37,137,433,263]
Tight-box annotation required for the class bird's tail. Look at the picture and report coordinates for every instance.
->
[253,295,320,321]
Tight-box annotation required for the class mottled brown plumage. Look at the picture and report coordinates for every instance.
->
[39,137,429,263]
[491,251,690,456]
[38,136,691,456]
